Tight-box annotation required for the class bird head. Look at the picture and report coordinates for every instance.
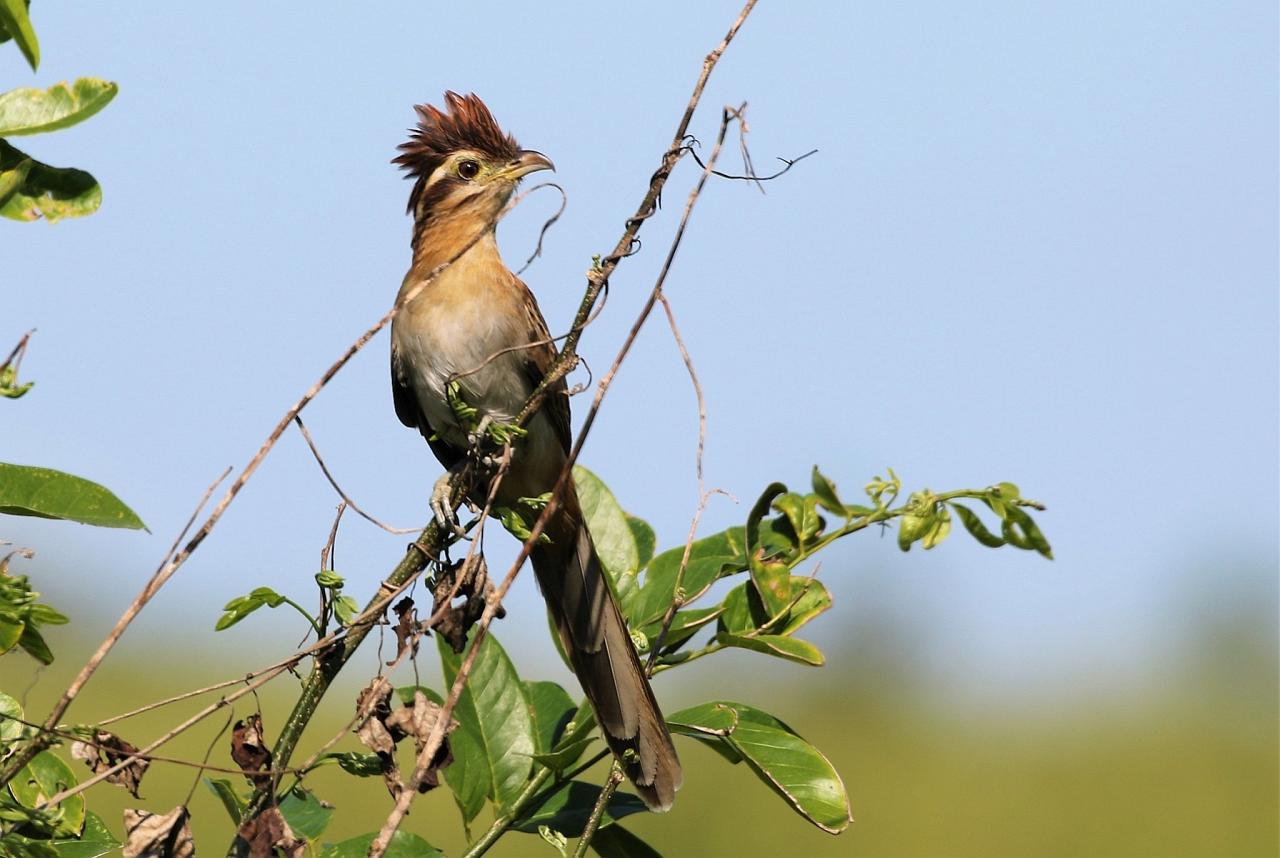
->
[394,91,554,230]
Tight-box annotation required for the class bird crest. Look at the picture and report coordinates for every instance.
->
[394,91,518,185]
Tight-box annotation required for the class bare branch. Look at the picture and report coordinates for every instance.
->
[294,417,418,535]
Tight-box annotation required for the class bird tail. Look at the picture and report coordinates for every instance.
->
[530,489,682,812]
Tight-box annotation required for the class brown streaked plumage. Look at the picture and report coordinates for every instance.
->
[388,93,682,811]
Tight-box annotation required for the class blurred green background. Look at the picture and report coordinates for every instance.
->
[7,556,1275,856]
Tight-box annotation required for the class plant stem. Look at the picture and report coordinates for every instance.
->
[573,763,623,858]
[461,766,554,858]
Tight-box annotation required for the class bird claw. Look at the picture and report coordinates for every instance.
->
[430,470,469,538]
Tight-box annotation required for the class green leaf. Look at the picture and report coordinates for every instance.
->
[625,515,655,570]
[667,701,850,833]
[896,510,932,552]
[718,578,831,637]
[203,778,246,824]
[332,594,358,625]
[47,811,120,858]
[0,79,118,136]
[0,141,101,222]
[631,527,747,627]
[0,691,26,746]
[325,752,383,777]
[574,466,642,615]
[0,462,144,529]
[639,605,724,655]
[1002,504,1053,559]
[950,502,1005,548]
[437,632,536,810]
[214,587,286,631]
[319,831,444,858]
[0,155,31,209]
[10,751,84,837]
[279,786,333,841]
[538,824,569,856]
[18,622,53,664]
[530,735,597,773]
[524,680,577,754]
[747,483,791,616]
[921,504,952,550]
[0,616,24,652]
[809,466,845,516]
[589,824,664,858]
[0,0,38,69]
[511,780,648,836]
[715,633,825,667]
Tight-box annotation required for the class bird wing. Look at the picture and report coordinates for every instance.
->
[391,341,464,469]
[513,274,572,456]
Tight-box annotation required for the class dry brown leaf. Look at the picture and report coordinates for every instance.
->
[431,554,504,653]
[385,690,456,792]
[71,730,150,798]
[123,806,194,858]
[389,596,419,665]
[231,713,272,787]
[237,805,304,858]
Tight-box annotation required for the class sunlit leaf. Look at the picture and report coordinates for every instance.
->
[667,701,850,833]
[625,515,655,570]
[631,527,747,627]
[810,466,844,516]
[0,0,38,69]
[715,632,824,666]
[0,462,144,529]
[719,578,832,637]
[437,632,535,810]
[640,604,724,655]
[574,466,642,614]
[921,505,952,550]
[896,510,932,552]
[747,483,791,616]
[0,155,31,209]
[0,79,118,136]
[10,751,84,837]
[0,141,100,222]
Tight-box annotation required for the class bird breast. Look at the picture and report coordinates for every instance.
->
[392,242,534,449]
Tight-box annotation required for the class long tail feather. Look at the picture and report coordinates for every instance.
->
[531,490,682,811]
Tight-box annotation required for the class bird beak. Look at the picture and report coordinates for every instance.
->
[504,150,555,181]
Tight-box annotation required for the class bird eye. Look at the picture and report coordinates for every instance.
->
[457,160,480,180]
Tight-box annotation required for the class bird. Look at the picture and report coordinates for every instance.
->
[388,92,682,811]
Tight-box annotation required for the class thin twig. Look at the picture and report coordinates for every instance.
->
[646,287,727,672]
[515,181,568,275]
[294,417,417,535]
[573,763,624,858]
[183,711,236,806]
[686,144,818,183]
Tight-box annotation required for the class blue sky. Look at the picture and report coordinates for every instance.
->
[3,2,1276,702]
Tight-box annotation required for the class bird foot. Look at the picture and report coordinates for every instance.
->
[430,467,470,538]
